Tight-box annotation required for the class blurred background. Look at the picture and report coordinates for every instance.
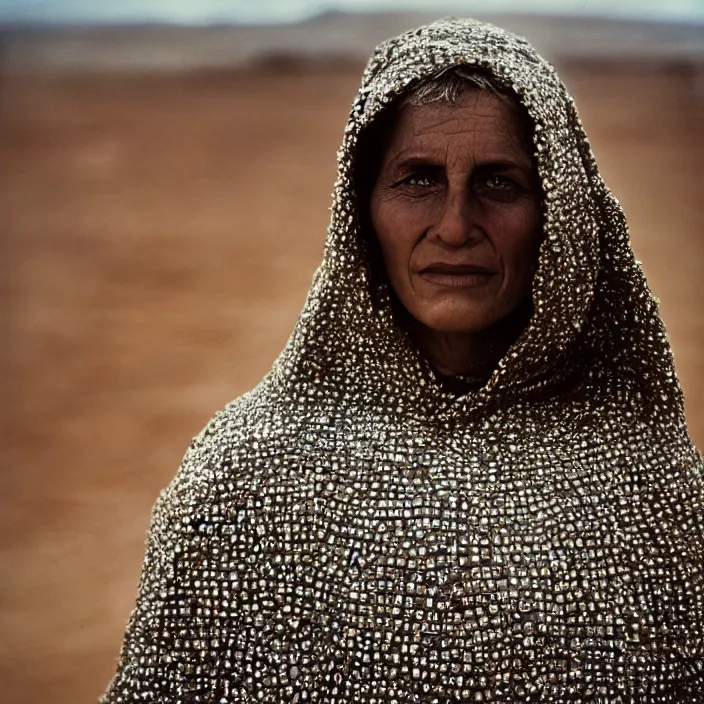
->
[0,1,703,702]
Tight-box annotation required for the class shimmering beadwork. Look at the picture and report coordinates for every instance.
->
[102,18,704,703]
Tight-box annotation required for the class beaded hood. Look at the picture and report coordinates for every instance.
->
[103,18,704,703]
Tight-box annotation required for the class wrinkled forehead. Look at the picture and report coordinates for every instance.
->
[352,88,539,212]
[387,87,535,159]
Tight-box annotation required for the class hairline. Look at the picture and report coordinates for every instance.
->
[398,65,517,109]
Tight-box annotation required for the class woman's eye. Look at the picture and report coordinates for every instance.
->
[403,175,433,187]
[485,175,515,191]
[479,174,523,201]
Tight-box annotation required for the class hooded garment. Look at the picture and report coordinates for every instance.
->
[102,18,704,703]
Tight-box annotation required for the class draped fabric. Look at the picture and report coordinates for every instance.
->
[102,19,704,702]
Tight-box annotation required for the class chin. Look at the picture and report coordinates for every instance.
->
[419,295,534,339]
[418,308,499,335]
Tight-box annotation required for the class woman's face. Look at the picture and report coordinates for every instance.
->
[370,88,543,335]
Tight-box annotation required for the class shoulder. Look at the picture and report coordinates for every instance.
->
[156,380,317,528]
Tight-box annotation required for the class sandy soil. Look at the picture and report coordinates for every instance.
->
[0,63,701,703]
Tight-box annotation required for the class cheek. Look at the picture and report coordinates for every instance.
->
[492,204,542,279]
[370,198,417,282]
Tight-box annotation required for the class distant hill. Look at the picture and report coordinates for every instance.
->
[1,11,704,73]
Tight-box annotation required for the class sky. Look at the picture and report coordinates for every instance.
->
[2,0,704,24]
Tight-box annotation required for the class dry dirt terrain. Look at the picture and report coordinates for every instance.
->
[0,62,702,703]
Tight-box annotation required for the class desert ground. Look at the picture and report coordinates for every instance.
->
[0,60,702,703]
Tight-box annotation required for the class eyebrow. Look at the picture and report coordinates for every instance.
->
[388,153,533,173]
[387,155,444,171]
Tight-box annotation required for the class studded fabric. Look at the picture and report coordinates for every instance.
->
[102,18,704,703]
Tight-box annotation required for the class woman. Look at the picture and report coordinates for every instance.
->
[102,18,704,702]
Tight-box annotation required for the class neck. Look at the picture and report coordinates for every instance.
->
[408,300,532,381]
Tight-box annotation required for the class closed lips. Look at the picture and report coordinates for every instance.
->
[418,265,496,287]
[420,263,495,275]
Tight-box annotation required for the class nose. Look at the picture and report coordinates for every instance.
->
[430,189,484,248]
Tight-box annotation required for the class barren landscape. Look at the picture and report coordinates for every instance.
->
[1,50,702,703]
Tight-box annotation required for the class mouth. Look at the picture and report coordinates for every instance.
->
[418,263,496,287]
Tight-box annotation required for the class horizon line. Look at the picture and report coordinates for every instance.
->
[3,7,704,29]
